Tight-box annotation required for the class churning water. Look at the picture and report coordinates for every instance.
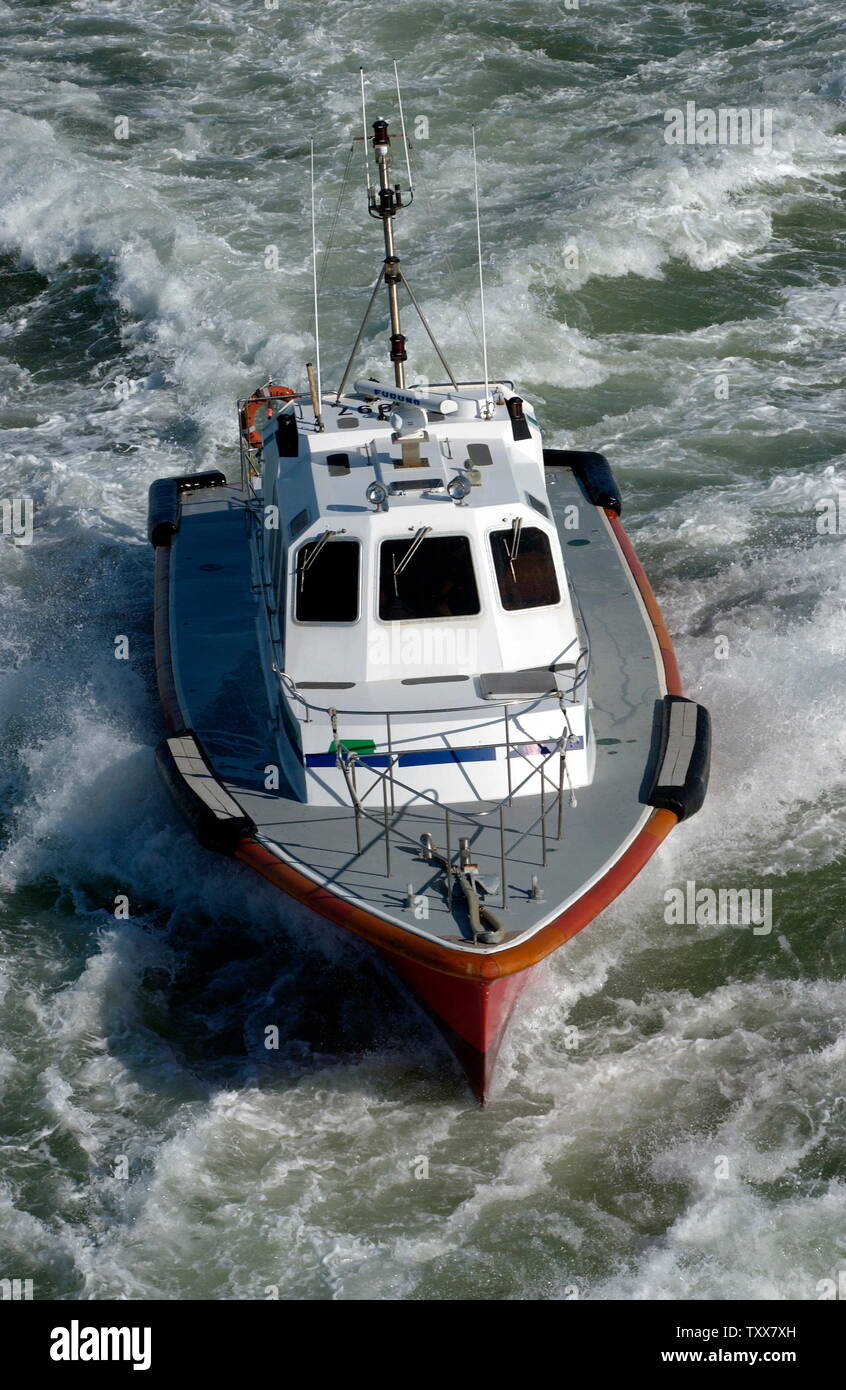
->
[0,0,844,1300]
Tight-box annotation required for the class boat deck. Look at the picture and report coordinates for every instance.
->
[165,467,666,952]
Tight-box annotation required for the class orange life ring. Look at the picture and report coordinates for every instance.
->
[240,384,296,448]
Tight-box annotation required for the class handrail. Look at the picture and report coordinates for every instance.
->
[276,658,586,840]
[238,384,312,492]
[321,700,578,926]
[333,713,573,815]
[275,655,588,724]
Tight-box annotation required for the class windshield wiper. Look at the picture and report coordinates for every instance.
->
[392,525,432,594]
[506,516,523,580]
[299,528,345,589]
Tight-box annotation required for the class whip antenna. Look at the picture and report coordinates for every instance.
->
[471,128,491,418]
[309,138,324,430]
[359,69,372,196]
[393,60,414,194]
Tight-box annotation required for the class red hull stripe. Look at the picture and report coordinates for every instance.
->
[394,968,529,1103]
[389,958,529,1053]
[233,805,677,984]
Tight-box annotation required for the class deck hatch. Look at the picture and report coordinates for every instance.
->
[479,669,558,700]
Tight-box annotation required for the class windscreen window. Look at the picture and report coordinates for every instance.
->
[295,537,360,622]
[489,525,560,611]
[379,535,480,621]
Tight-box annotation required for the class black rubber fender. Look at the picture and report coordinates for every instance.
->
[543,449,621,515]
[647,695,711,821]
[147,470,227,547]
[156,731,256,854]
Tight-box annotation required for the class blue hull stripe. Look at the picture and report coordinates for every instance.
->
[305,747,497,769]
[305,737,584,769]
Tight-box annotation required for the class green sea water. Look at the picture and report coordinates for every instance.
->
[0,0,844,1300]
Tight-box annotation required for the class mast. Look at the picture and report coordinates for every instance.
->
[335,84,457,403]
[368,117,409,388]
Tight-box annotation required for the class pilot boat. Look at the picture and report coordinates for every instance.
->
[148,98,710,1101]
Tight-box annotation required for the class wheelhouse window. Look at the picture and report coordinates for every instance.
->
[295,535,360,622]
[379,534,480,621]
[489,524,560,611]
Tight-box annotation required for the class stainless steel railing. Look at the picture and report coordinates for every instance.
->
[285,693,581,922]
[237,385,312,493]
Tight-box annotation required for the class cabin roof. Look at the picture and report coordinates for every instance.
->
[263,385,551,529]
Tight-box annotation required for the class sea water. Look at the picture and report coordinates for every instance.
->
[0,0,844,1300]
